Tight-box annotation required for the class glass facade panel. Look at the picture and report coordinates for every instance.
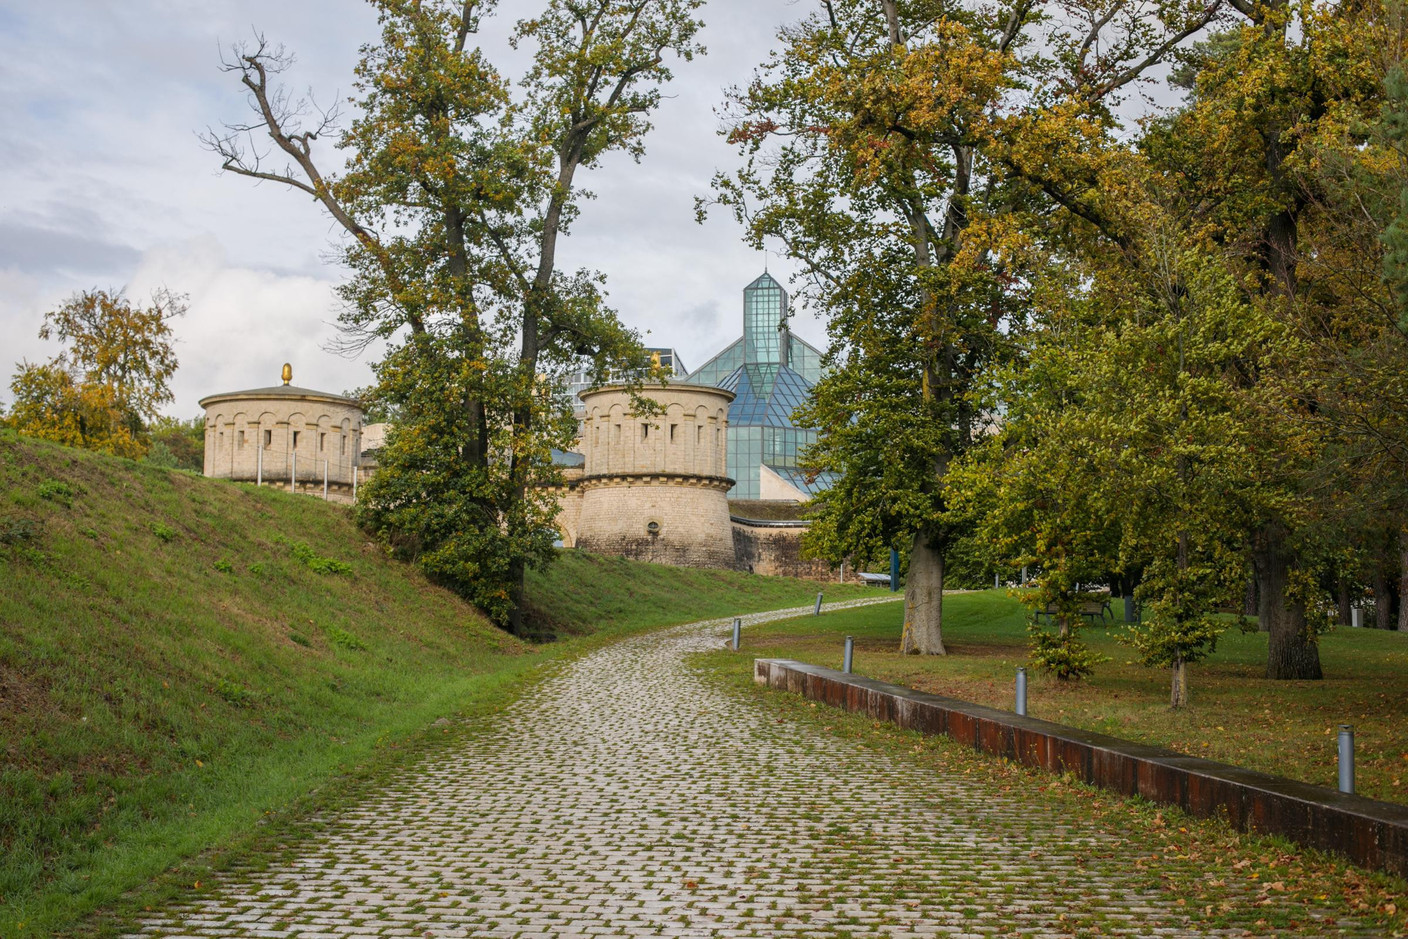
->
[682,338,744,389]
[680,273,832,499]
[743,273,787,365]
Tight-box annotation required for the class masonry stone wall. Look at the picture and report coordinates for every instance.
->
[731,520,835,580]
[200,385,365,506]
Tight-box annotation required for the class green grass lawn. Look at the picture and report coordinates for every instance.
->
[734,589,1408,804]
[0,433,864,937]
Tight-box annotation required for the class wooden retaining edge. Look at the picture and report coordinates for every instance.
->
[754,658,1408,879]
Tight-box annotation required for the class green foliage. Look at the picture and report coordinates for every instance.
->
[324,625,367,652]
[1027,620,1106,682]
[36,479,75,507]
[5,288,185,459]
[146,415,205,472]
[288,541,352,576]
[151,522,176,543]
[213,559,234,573]
[213,679,256,708]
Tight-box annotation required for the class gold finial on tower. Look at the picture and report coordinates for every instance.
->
[281,363,293,385]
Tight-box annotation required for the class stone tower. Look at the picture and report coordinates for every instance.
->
[199,365,365,504]
[571,383,737,568]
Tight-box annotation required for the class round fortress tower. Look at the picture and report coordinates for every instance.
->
[573,383,736,568]
[198,364,365,504]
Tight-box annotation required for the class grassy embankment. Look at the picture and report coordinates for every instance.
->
[0,432,867,936]
[726,590,1408,804]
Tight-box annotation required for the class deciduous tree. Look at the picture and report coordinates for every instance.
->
[206,0,700,633]
[6,288,185,459]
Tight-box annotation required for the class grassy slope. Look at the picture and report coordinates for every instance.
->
[0,433,866,935]
[737,590,1408,804]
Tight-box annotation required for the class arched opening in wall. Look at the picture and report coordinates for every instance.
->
[292,431,301,449]
[263,429,273,449]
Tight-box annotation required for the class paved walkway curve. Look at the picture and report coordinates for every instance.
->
[135,600,1370,938]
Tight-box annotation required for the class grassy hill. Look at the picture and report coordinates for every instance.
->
[0,432,865,936]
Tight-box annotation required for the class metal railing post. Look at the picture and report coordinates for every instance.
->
[1338,725,1355,794]
[843,636,854,674]
[1015,667,1028,717]
[731,618,741,651]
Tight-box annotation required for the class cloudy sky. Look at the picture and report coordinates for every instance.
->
[0,0,819,417]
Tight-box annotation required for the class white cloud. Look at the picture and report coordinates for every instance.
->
[0,0,819,417]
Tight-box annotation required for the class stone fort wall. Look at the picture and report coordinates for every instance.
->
[201,385,364,506]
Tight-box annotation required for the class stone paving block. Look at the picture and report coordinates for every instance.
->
[127,600,1387,937]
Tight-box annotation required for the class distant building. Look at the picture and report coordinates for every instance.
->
[681,272,829,501]
[552,381,833,579]
[199,364,365,504]
[565,347,688,412]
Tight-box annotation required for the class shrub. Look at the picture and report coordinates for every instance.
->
[36,480,75,507]
[151,523,176,543]
[213,559,234,574]
[289,542,352,576]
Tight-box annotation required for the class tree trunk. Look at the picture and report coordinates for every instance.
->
[1336,574,1352,627]
[901,530,946,654]
[1256,557,1271,632]
[1170,655,1187,709]
[1375,559,1393,630]
[1245,572,1259,618]
[1398,529,1408,632]
[1255,526,1323,680]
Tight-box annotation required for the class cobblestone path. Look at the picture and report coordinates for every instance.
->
[135,600,1372,938]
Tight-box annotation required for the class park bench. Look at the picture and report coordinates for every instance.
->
[1033,597,1113,625]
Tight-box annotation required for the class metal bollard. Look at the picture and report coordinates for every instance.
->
[1338,725,1355,794]
[814,592,824,616]
[843,636,854,674]
[732,618,741,651]
[1351,606,1364,629]
[1015,667,1028,717]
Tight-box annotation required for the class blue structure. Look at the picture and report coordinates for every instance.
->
[683,273,830,500]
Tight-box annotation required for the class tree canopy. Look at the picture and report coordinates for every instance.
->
[6,288,185,460]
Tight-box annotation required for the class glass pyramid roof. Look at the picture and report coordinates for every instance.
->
[716,363,813,430]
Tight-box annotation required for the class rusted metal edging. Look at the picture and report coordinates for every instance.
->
[754,658,1408,879]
